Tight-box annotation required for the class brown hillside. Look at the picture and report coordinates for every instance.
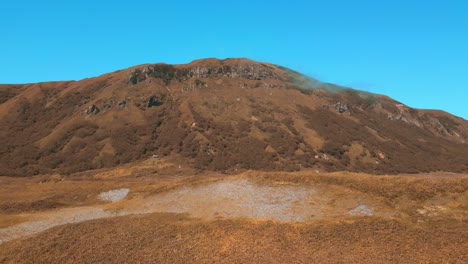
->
[0,58,467,176]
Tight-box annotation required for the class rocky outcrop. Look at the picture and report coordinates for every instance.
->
[127,62,283,86]
[333,102,350,114]
[128,69,141,86]
[147,96,163,108]
[85,104,100,115]
[320,103,350,114]
[183,64,281,80]
[118,100,126,108]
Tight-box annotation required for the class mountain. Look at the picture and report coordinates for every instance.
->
[1,58,467,176]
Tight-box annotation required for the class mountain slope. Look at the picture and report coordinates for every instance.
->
[1,58,467,176]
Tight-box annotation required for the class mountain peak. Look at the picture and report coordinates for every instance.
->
[187,57,262,66]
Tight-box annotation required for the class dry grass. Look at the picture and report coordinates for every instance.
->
[245,171,468,201]
[0,214,28,229]
[1,213,466,264]
[0,165,467,263]
[0,176,124,214]
[0,159,223,216]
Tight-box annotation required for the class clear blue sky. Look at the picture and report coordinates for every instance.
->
[1,0,467,119]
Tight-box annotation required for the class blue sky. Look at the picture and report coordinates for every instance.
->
[1,0,467,119]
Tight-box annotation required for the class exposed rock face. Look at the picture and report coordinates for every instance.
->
[147,96,163,108]
[333,102,350,114]
[127,62,283,86]
[85,104,100,115]
[183,64,281,80]
[128,69,141,86]
[118,100,126,108]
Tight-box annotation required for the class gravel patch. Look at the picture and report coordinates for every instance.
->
[144,179,326,222]
[1,180,386,245]
[348,204,374,216]
[99,188,130,202]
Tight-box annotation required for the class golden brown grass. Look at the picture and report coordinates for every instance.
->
[0,168,467,263]
[0,214,28,229]
[1,213,466,264]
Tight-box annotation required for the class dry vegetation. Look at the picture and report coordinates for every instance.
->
[1,59,467,263]
[1,213,467,264]
[0,162,466,263]
[1,59,467,176]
